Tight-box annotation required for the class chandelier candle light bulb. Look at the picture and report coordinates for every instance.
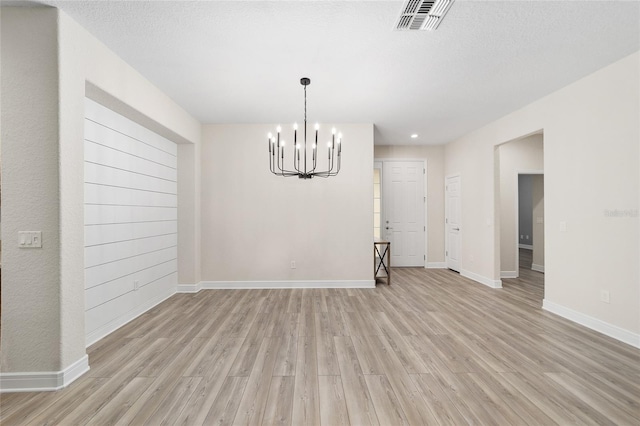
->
[267,77,342,179]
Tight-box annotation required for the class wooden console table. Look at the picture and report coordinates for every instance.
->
[374,238,391,285]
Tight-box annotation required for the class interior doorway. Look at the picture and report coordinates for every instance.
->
[496,132,545,304]
[517,173,545,276]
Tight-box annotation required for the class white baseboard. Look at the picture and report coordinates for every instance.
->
[460,269,502,289]
[0,355,89,393]
[531,263,545,273]
[501,271,518,279]
[177,282,202,293]
[543,299,640,349]
[85,288,175,347]
[519,244,533,250]
[426,262,447,269]
[199,280,375,289]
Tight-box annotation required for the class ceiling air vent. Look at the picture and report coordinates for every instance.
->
[395,0,454,31]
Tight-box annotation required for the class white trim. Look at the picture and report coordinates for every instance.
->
[500,271,518,278]
[518,244,533,250]
[543,299,640,349]
[374,157,427,162]
[85,288,175,347]
[199,280,375,290]
[424,159,428,268]
[460,269,502,288]
[0,355,89,393]
[177,282,202,293]
[531,263,545,273]
[445,173,461,272]
[426,262,446,269]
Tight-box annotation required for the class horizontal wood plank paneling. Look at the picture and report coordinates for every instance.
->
[84,98,177,343]
[84,204,177,225]
[84,221,177,247]
[85,233,177,268]
[85,161,177,194]
[85,272,176,335]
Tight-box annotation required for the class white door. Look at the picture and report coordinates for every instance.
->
[383,161,425,267]
[446,175,461,272]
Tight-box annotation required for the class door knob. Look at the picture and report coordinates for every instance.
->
[386,227,393,230]
[452,227,460,231]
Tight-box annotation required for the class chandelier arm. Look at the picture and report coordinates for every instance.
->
[278,146,288,176]
[276,145,300,176]
[293,131,297,172]
[312,149,317,172]
[271,151,275,174]
[273,148,281,174]
[277,145,282,174]
[327,147,335,175]
[269,137,275,174]
[289,142,302,175]
[294,140,303,174]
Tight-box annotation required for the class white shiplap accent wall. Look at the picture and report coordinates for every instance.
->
[84,98,178,346]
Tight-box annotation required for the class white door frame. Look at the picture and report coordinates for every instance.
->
[514,170,543,277]
[374,158,428,267]
[373,161,383,240]
[445,173,461,272]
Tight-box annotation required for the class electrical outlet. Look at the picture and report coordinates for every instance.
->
[134,280,139,291]
[290,261,296,269]
[526,235,529,240]
[600,290,610,303]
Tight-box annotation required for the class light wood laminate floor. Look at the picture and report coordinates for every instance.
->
[2,258,639,425]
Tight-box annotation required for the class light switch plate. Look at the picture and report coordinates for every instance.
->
[19,231,42,248]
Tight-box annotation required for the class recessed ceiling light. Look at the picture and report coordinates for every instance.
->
[411,134,418,138]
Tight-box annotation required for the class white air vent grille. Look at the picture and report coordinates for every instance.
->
[395,0,454,31]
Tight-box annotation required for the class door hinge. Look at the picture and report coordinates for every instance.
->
[446,251,448,256]
[446,218,448,224]
[424,196,426,202]
[424,255,426,260]
[424,226,425,231]
[423,169,425,174]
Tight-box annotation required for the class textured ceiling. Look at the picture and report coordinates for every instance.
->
[17,1,640,145]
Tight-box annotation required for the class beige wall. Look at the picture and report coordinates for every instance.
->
[498,134,544,275]
[1,7,62,372]
[201,124,373,284]
[177,143,202,285]
[532,175,545,270]
[374,145,445,265]
[445,51,639,338]
[1,7,201,377]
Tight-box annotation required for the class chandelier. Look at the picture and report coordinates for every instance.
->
[268,78,342,179]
